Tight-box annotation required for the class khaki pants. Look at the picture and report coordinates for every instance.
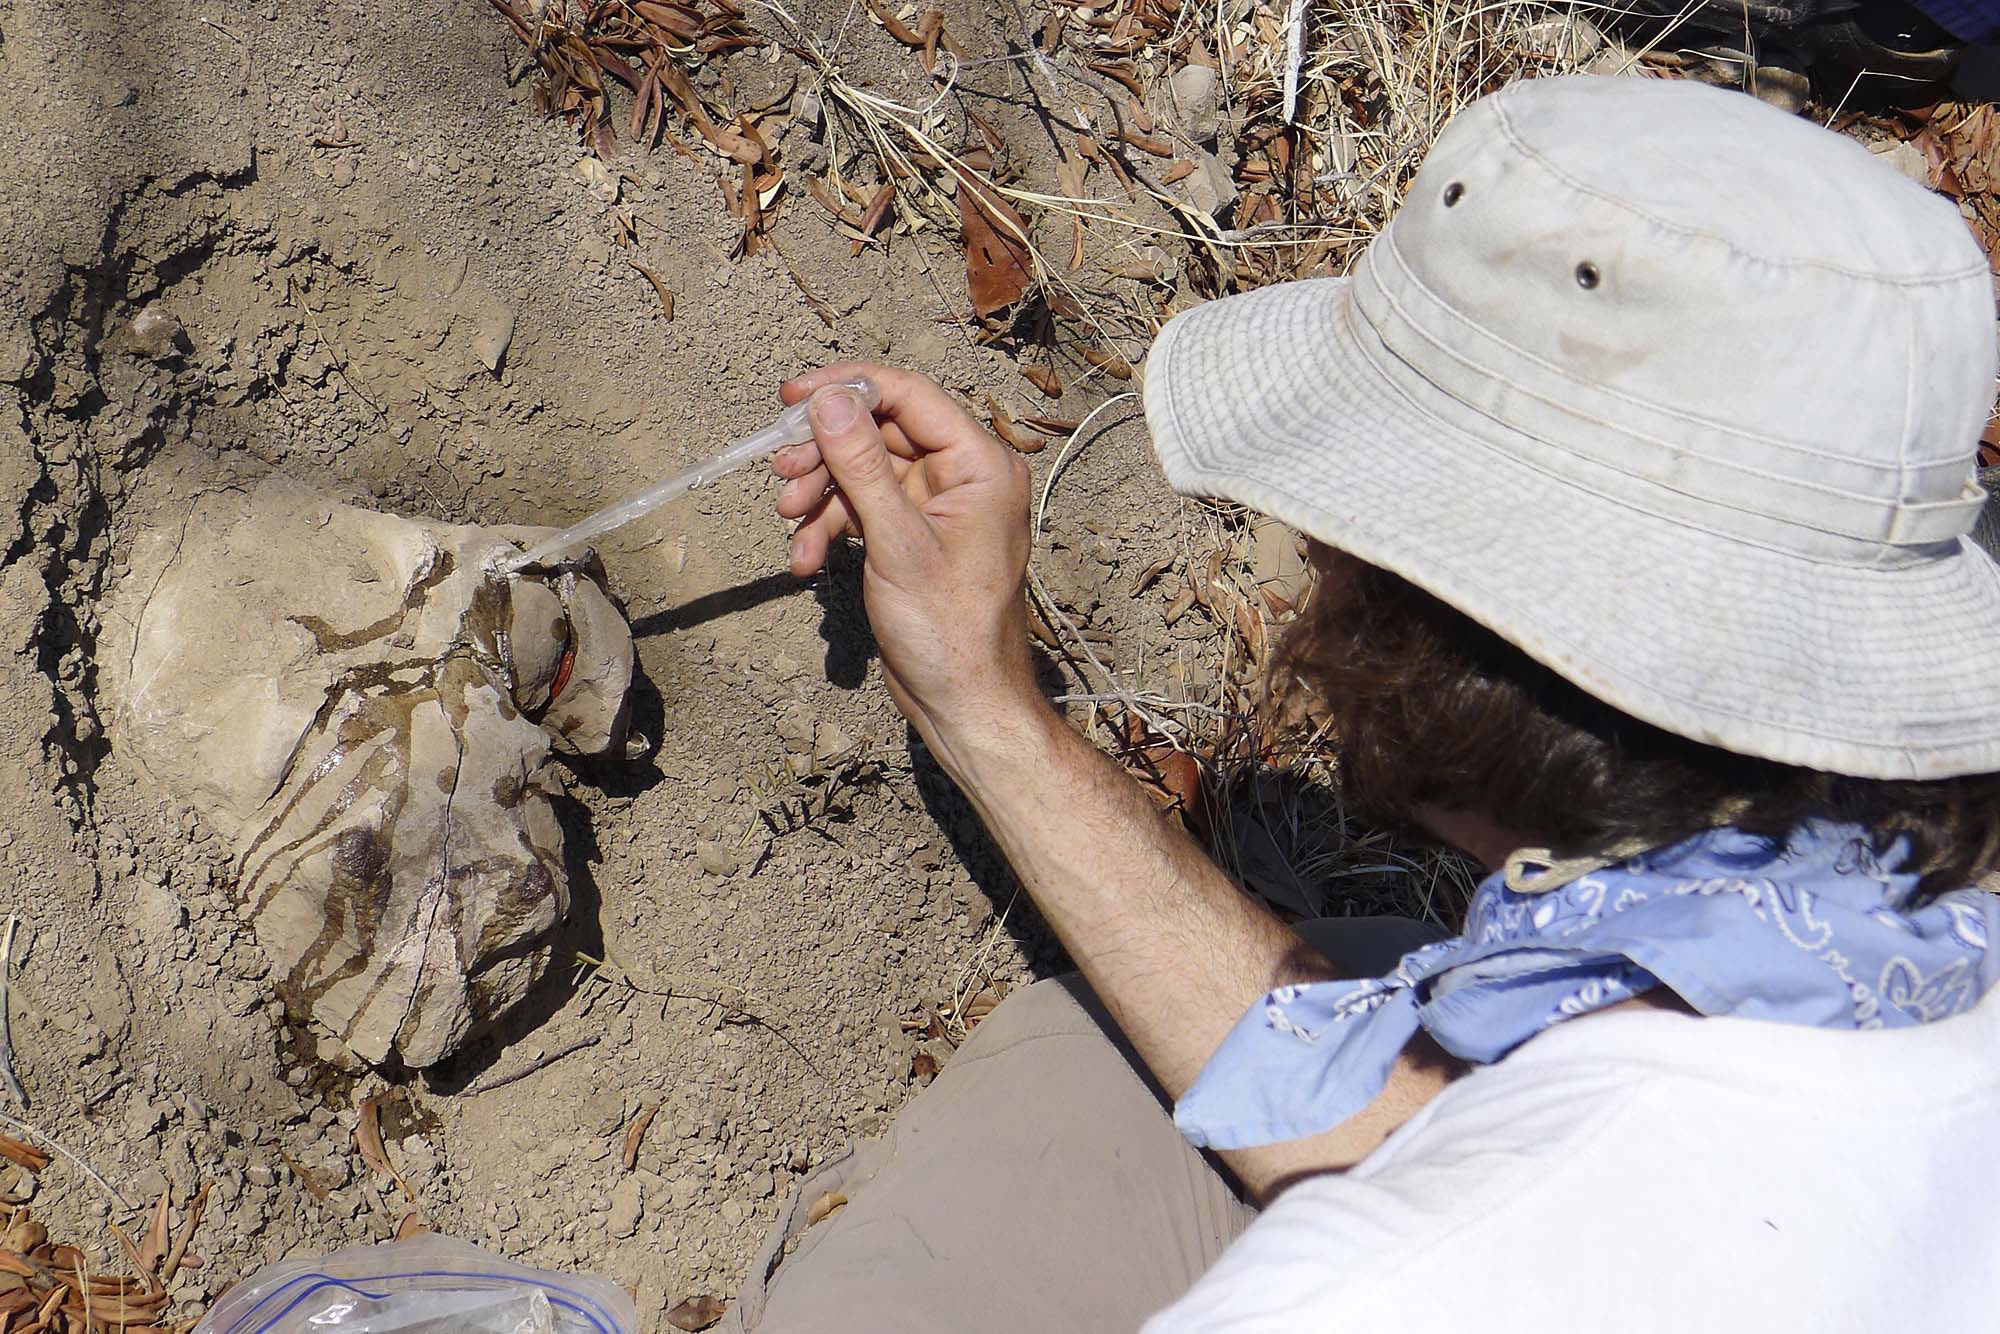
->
[726,917,1442,1334]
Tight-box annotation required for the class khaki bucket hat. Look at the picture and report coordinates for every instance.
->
[1144,75,2000,780]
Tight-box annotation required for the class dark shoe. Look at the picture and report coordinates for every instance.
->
[1596,1,1964,101]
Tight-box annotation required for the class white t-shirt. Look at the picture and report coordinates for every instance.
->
[1146,989,2000,1332]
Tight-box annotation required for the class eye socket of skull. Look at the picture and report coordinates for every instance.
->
[493,557,634,758]
[534,571,635,757]
[503,576,572,715]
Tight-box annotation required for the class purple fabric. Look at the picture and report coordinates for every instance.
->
[1909,0,1999,42]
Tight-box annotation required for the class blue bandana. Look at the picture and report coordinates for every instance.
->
[1175,822,2000,1150]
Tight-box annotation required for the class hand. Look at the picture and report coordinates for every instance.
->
[772,364,1039,755]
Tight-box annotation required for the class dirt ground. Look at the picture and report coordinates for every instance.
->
[7,0,1995,1325]
[0,0,1334,1322]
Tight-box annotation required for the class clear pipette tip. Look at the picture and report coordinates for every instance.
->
[497,376,880,576]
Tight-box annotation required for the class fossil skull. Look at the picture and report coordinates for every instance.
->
[100,478,636,1066]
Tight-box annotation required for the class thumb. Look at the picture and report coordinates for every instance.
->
[809,385,930,562]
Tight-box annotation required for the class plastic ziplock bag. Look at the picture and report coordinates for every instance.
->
[193,1235,638,1334]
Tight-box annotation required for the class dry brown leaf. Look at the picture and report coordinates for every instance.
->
[1143,746,1205,823]
[1130,552,1175,594]
[850,183,896,257]
[1055,145,1088,201]
[635,0,703,39]
[106,1219,147,1291]
[967,108,1004,157]
[861,0,923,46]
[986,396,1037,454]
[160,1183,208,1277]
[1945,103,1999,193]
[0,1141,45,1175]
[962,988,1003,1025]
[591,116,620,163]
[804,176,863,227]
[394,1214,430,1242]
[275,1156,326,1207]
[621,1105,660,1172]
[1019,414,1081,436]
[858,185,896,238]
[804,1191,848,1226]
[354,1097,412,1201]
[918,9,945,72]
[1087,59,1145,100]
[775,250,837,329]
[666,1296,727,1332]
[956,173,1033,317]
[659,63,761,164]
[1021,363,1063,399]
[1078,344,1132,380]
[1161,158,1196,184]
[136,1190,169,1275]
[1234,599,1266,660]
[629,68,657,139]
[630,261,676,319]
[910,1049,939,1082]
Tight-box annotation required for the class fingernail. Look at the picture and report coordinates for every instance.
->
[811,386,861,431]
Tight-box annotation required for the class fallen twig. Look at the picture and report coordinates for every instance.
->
[572,952,825,1080]
[459,1035,601,1096]
[0,916,23,1107]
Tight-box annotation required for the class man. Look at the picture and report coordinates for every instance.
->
[723,76,2000,1332]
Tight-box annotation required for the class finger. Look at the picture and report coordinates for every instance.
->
[807,385,933,563]
[771,442,821,479]
[776,380,916,470]
[771,434,916,477]
[788,491,859,577]
[776,465,833,520]
[784,364,986,458]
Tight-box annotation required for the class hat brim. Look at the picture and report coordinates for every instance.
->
[1143,278,2000,780]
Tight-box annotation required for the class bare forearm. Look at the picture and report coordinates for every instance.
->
[925,698,1460,1198]
[931,701,1318,1099]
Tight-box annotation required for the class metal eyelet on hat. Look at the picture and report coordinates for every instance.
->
[1575,261,1601,290]
[1442,182,1465,207]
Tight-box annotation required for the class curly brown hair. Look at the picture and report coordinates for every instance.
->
[1272,549,2000,902]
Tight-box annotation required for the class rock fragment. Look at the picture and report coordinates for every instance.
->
[1175,150,1238,219]
[1163,64,1222,144]
[607,1176,643,1238]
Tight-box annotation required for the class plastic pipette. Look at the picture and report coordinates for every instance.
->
[498,376,881,575]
